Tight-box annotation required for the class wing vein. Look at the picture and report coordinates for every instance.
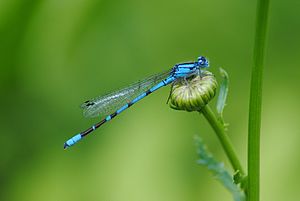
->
[81,69,172,118]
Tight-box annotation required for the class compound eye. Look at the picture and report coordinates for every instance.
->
[198,56,206,64]
[197,56,209,67]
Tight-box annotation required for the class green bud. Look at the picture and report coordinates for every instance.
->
[169,71,217,112]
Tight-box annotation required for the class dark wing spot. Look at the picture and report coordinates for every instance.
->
[84,101,95,107]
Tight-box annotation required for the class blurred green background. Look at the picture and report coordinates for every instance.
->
[1,0,299,201]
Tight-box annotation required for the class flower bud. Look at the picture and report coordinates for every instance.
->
[169,71,217,112]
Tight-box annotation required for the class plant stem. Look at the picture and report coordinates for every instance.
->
[248,0,270,200]
[200,105,245,176]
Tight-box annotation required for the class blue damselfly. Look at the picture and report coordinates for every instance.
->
[64,56,209,149]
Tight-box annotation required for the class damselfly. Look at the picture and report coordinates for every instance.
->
[64,56,209,149]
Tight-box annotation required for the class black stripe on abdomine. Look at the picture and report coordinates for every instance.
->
[145,89,152,96]
[110,112,117,118]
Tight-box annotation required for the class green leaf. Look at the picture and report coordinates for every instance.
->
[195,136,245,201]
[216,68,229,121]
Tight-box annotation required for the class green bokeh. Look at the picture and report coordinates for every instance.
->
[1,0,299,201]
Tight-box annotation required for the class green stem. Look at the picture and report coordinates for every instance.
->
[200,105,245,176]
[248,0,270,201]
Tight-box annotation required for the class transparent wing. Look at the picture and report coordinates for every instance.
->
[81,69,172,118]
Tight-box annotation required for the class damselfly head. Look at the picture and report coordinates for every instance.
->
[197,56,209,68]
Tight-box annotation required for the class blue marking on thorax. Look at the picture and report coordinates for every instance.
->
[174,67,197,78]
[66,134,82,147]
[177,63,195,68]
[177,68,194,73]
[92,125,96,130]
[117,104,129,114]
